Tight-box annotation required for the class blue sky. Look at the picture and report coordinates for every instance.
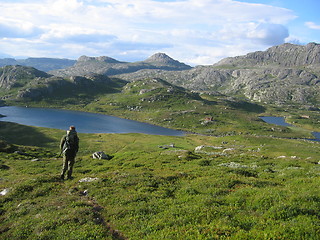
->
[0,0,319,65]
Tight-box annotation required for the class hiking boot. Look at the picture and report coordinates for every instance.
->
[60,175,64,180]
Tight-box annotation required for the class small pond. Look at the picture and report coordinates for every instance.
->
[259,116,292,127]
[260,116,320,141]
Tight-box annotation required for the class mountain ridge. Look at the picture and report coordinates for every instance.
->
[117,42,320,106]
[214,42,320,68]
[49,53,192,77]
[1,42,320,106]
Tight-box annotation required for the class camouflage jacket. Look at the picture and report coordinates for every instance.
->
[60,129,79,154]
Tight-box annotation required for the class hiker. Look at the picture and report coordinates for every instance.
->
[60,126,79,180]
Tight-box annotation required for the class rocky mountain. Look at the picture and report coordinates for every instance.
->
[0,65,126,101]
[49,53,192,77]
[0,65,51,90]
[117,43,320,106]
[0,58,76,72]
[214,42,320,68]
[1,43,320,106]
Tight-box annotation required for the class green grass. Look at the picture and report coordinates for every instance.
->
[1,122,320,239]
[2,76,320,239]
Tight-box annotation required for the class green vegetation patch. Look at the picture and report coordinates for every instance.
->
[1,73,320,239]
[1,123,320,239]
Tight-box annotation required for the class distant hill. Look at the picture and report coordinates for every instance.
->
[0,65,51,90]
[0,57,76,72]
[1,43,320,106]
[49,53,192,77]
[117,42,320,106]
[214,42,320,68]
[0,65,126,101]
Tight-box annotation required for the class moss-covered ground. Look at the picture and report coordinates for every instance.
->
[1,78,320,239]
[1,121,320,239]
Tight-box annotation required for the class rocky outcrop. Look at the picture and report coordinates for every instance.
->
[144,53,191,68]
[0,65,126,100]
[77,55,122,64]
[0,65,50,90]
[214,42,320,68]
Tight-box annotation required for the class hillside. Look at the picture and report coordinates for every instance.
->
[49,53,191,77]
[0,65,128,102]
[2,62,320,137]
[1,44,320,239]
[2,43,320,106]
[1,121,320,239]
[214,42,320,67]
[117,42,320,106]
[0,65,51,90]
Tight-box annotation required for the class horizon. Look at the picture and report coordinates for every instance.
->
[1,41,318,67]
[0,1,319,65]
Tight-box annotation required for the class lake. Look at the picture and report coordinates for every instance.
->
[260,116,320,141]
[0,106,185,136]
[259,116,292,127]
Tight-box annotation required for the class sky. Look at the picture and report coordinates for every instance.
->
[0,0,319,65]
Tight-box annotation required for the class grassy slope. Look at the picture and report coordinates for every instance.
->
[1,78,320,239]
[1,122,320,239]
[8,78,318,139]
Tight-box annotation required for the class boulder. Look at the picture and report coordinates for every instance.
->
[0,188,10,196]
[79,177,100,183]
[92,151,112,160]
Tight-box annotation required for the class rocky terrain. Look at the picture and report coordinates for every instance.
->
[214,42,320,67]
[0,65,126,100]
[0,42,319,106]
[117,43,320,105]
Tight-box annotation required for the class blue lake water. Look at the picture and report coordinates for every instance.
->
[0,106,184,136]
[259,116,292,127]
[260,116,320,141]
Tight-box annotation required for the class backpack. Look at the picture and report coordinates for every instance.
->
[63,132,78,153]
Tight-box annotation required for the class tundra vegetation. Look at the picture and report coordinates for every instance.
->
[1,79,320,239]
[1,43,320,239]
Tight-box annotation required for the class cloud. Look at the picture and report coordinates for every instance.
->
[49,32,118,44]
[111,41,172,51]
[0,21,42,38]
[305,22,320,30]
[0,0,298,65]
[247,23,289,45]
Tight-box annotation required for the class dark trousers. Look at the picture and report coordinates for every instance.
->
[61,151,76,179]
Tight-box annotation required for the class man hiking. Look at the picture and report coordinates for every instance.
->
[60,126,79,180]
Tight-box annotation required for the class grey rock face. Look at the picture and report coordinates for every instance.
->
[0,65,50,90]
[0,65,122,100]
[214,42,320,68]
[118,43,320,105]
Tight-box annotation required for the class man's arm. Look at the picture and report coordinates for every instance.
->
[60,136,66,150]
[75,136,79,153]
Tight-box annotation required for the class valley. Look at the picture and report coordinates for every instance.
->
[1,42,320,239]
